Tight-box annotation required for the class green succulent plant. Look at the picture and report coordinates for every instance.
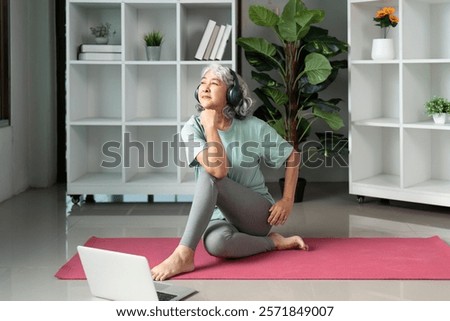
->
[144,30,164,47]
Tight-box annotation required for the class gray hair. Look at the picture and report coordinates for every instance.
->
[195,64,254,120]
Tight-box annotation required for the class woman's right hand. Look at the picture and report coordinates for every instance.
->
[200,109,218,130]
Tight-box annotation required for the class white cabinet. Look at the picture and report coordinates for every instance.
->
[348,0,450,206]
[66,0,237,200]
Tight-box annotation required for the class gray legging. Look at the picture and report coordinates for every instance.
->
[180,167,276,258]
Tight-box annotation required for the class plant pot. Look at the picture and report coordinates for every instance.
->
[371,38,395,60]
[146,46,161,61]
[279,177,307,203]
[432,113,447,125]
[95,37,108,44]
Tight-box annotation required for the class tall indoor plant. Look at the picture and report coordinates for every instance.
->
[237,0,348,200]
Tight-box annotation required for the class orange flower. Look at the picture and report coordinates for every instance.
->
[375,7,396,19]
[383,7,396,15]
[373,6,399,38]
[389,15,399,24]
[375,9,386,18]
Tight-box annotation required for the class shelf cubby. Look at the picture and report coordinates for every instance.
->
[68,2,122,61]
[68,125,123,184]
[350,126,401,188]
[403,0,450,60]
[69,64,122,123]
[124,64,178,124]
[403,128,450,205]
[123,125,178,185]
[403,128,450,186]
[403,62,450,125]
[179,2,234,61]
[350,63,400,124]
[123,2,177,61]
[348,0,399,61]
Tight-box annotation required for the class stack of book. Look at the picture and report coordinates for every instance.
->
[78,44,122,61]
[194,20,232,61]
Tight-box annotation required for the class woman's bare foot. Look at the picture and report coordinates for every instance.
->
[151,245,195,281]
[268,232,309,251]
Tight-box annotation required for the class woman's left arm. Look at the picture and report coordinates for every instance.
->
[267,150,300,226]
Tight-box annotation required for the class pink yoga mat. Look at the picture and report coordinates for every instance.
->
[55,236,450,280]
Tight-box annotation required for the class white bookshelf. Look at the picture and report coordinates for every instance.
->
[348,0,450,206]
[66,0,237,201]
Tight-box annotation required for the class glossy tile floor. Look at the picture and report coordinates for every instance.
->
[1,182,450,301]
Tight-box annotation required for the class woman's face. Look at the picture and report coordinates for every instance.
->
[198,70,228,110]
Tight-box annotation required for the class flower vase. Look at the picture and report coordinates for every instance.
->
[146,46,161,61]
[95,37,108,44]
[432,114,446,125]
[371,38,395,60]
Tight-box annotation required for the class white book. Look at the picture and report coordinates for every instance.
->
[79,44,122,53]
[209,25,226,60]
[194,19,216,60]
[78,52,122,61]
[214,24,232,61]
[203,25,220,60]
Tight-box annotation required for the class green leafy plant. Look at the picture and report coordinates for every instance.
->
[425,96,450,116]
[144,31,164,47]
[90,22,113,38]
[237,0,348,160]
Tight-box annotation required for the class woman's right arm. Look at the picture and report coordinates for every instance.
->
[195,110,229,179]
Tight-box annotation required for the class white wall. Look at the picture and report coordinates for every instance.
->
[240,0,349,182]
[0,0,57,203]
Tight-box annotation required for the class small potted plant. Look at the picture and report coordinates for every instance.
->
[90,22,114,44]
[371,7,399,60]
[425,96,450,125]
[144,30,164,61]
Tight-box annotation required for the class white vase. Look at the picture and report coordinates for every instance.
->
[432,113,447,125]
[371,38,395,60]
[146,46,161,61]
[95,37,108,44]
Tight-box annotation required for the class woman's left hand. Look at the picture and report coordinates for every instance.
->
[267,198,294,226]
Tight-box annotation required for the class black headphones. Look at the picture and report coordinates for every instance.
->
[194,68,243,108]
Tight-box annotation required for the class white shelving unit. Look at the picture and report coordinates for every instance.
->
[66,0,237,201]
[348,0,450,206]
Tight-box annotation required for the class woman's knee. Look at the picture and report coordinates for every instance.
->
[197,167,217,184]
[203,224,235,258]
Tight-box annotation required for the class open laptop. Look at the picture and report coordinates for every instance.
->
[77,246,197,301]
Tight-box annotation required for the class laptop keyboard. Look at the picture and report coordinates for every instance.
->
[157,291,177,301]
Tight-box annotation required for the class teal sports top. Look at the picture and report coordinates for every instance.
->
[181,115,293,219]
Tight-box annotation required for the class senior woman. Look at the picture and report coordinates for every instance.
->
[151,64,308,281]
